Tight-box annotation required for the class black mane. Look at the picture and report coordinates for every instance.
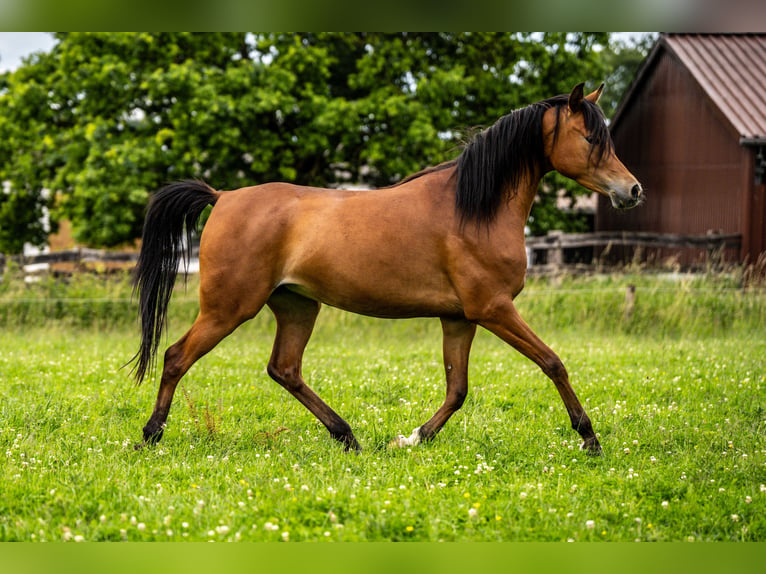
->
[454,94,613,225]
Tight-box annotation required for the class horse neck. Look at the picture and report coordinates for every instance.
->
[502,165,545,226]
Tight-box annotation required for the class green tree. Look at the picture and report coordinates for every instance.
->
[1,33,256,250]
[601,33,658,119]
[0,32,621,252]
[0,52,58,252]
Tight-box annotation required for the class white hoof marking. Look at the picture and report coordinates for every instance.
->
[389,427,421,448]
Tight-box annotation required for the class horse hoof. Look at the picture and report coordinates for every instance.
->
[135,434,159,450]
[142,423,165,446]
[388,435,407,449]
[388,427,421,449]
[580,439,602,456]
[344,438,362,453]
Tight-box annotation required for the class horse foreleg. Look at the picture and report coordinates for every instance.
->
[391,318,476,447]
[267,290,360,452]
[477,298,602,455]
[138,312,241,448]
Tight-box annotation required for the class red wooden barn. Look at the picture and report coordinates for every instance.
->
[597,33,766,265]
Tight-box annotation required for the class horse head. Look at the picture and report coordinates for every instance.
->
[545,82,643,210]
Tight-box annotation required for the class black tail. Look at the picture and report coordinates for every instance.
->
[130,180,219,384]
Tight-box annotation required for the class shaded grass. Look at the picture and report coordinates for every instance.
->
[0,286,764,541]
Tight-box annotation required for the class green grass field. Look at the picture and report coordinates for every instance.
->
[0,272,765,541]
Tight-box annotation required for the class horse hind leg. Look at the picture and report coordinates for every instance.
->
[390,318,476,448]
[138,309,246,447]
[266,288,360,452]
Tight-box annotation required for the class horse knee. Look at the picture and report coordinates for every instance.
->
[267,361,302,392]
[448,387,467,410]
[541,355,568,382]
[161,345,185,382]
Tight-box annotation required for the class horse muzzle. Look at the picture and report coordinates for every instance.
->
[608,183,643,210]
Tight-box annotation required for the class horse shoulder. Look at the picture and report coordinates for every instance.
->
[445,223,529,321]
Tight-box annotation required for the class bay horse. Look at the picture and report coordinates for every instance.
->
[131,82,642,455]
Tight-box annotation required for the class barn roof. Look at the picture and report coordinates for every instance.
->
[611,33,766,144]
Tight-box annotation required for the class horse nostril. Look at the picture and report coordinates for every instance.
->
[630,184,642,200]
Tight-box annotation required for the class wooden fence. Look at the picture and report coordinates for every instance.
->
[1,248,138,268]
[0,246,198,276]
[526,230,742,272]
[0,232,742,276]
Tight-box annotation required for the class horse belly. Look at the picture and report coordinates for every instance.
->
[282,242,461,319]
[290,283,459,319]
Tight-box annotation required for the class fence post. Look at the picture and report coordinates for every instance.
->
[624,284,636,320]
[548,230,564,271]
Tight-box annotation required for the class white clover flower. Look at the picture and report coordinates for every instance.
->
[586,520,595,530]
[731,514,740,522]
[281,531,289,542]
[468,508,478,519]
[661,501,669,509]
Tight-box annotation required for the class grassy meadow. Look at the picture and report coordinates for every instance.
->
[0,269,765,542]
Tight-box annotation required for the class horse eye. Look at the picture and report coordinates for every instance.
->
[585,135,595,144]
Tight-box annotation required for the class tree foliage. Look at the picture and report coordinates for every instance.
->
[0,32,651,253]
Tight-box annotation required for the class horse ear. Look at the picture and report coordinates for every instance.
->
[568,82,585,113]
[586,83,605,104]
